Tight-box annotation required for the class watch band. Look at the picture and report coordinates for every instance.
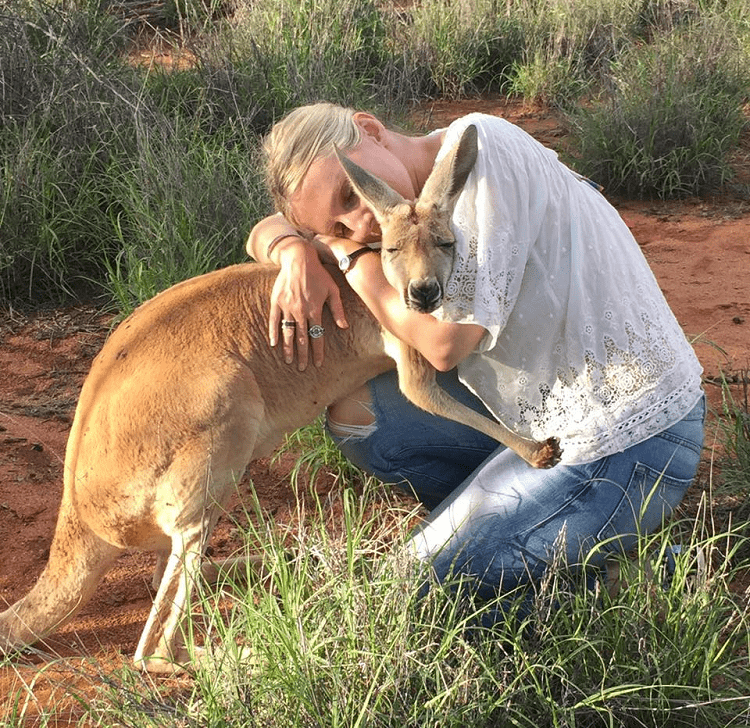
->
[338,246,378,273]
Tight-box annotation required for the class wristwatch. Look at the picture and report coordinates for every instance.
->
[337,246,378,273]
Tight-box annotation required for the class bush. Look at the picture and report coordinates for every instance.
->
[0,4,139,302]
[567,19,748,197]
[390,0,524,99]
[104,120,265,312]
[202,0,391,114]
[0,1,266,306]
[1,0,748,304]
[505,0,638,105]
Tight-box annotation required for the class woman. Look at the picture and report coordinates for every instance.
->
[247,101,705,604]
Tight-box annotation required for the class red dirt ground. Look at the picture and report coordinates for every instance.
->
[1,98,749,725]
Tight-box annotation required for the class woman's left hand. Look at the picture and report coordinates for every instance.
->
[269,238,348,370]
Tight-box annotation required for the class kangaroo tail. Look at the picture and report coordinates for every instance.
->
[0,498,121,653]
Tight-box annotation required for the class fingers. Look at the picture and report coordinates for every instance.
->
[294,322,310,372]
[269,303,282,348]
[327,284,348,332]
[279,318,306,370]
[308,322,326,369]
[267,252,343,369]
[278,318,327,371]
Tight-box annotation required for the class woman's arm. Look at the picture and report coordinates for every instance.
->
[246,213,337,265]
[246,214,348,370]
[323,236,485,370]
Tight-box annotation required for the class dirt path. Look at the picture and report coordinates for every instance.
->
[1,98,748,725]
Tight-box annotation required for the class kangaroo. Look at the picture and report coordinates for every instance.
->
[0,125,561,673]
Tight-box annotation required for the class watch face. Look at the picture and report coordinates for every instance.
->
[339,255,351,271]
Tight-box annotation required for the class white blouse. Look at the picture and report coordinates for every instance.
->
[432,114,703,465]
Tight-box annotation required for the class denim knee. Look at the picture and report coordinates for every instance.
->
[327,370,499,509]
[409,394,706,595]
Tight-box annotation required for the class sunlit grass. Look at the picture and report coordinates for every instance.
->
[2,0,748,305]
[71,464,749,727]
[2,388,748,727]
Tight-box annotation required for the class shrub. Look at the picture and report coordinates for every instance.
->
[0,3,140,302]
[390,0,524,99]
[201,0,391,115]
[0,1,267,305]
[567,18,748,197]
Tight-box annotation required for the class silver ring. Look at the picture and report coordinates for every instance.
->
[308,324,325,339]
[281,320,297,329]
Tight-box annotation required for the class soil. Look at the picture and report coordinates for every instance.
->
[1,97,749,726]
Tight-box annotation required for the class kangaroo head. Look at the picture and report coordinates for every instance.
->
[335,124,478,314]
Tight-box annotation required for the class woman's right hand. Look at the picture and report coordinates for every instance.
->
[268,237,348,370]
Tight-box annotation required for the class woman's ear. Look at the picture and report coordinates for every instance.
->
[353,112,384,143]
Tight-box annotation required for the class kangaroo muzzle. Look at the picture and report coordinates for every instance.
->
[407,278,443,313]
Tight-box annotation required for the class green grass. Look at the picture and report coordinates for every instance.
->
[103,118,264,312]
[3,398,746,726]
[5,409,744,727]
[272,416,369,495]
[38,461,744,727]
[567,15,749,197]
[718,372,750,497]
[201,0,390,112]
[1,0,748,305]
[390,0,524,99]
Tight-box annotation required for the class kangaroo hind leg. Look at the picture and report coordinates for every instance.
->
[134,524,209,674]
[134,430,258,673]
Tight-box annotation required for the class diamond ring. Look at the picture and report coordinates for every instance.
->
[308,324,325,339]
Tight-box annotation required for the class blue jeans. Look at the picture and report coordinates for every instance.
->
[329,370,705,597]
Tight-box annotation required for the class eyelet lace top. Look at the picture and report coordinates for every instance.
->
[432,114,703,465]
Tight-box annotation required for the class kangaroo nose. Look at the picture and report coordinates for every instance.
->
[407,279,443,313]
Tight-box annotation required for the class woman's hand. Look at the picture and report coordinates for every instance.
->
[269,238,348,370]
[247,214,349,370]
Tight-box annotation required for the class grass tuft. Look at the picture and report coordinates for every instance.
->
[567,16,748,197]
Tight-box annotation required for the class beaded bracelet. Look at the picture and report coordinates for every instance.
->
[266,233,301,260]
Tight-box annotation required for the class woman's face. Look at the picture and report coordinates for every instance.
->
[288,119,415,243]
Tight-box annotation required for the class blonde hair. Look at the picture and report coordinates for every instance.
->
[263,102,362,224]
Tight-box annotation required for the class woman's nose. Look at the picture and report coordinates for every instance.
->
[340,204,376,242]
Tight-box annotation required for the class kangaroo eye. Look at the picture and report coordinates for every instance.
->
[437,240,455,250]
[384,247,399,255]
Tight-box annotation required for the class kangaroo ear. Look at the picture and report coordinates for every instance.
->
[334,147,406,222]
[417,123,478,214]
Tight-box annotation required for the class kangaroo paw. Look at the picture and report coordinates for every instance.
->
[529,437,563,469]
